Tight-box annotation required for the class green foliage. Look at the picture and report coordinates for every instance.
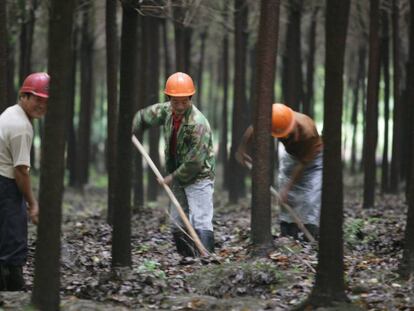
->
[136,260,166,279]
[344,217,379,246]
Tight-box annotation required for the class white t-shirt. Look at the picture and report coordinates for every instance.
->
[0,104,33,179]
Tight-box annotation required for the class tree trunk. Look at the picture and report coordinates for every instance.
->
[363,0,380,209]
[0,0,8,113]
[404,0,414,200]
[390,0,402,193]
[229,0,248,203]
[281,0,303,111]
[251,0,280,256]
[133,14,143,211]
[147,12,161,202]
[220,20,229,189]
[174,4,192,72]
[67,24,79,187]
[303,7,318,118]
[75,0,95,188]
[350,47,366,174]
[112,0,138,268]
[300,0,351,308]
[31,0,75,309]
[106,0,119,224]
[18,0,37,85]
[196,27,208,109]
[381,9,390,193]
[400,0,414,270]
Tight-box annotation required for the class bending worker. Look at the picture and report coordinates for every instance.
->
[0,72,49,290]
[132,72,215,256]
[236,103,322,240]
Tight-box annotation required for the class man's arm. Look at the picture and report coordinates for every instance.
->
[235,125,254,166]
[14,165,38,224]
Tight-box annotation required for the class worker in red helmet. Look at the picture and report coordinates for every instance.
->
[132,72,215,257]
[0,72,49,290]
[236,103,323,240]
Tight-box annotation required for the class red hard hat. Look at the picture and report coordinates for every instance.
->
[271,103,295,138]
[164,72,196,97]
[20,72,50,98]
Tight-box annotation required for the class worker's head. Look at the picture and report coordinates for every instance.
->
[271,103,295,138]
[165,72,195,115]
[19,72,50,119]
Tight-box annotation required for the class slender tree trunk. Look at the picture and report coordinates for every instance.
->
[363,0,380,209]
[133,13,143,210]
[0,0,8,113]
[229,0,248,203]
[251,0,279,256]
[31,0,75,309]
[67,24,79,187]
[18,0,37,85]
[196,27,208,109]
[390,0,402,193]
[75,0,95,188]
[220,23,229,189]
[400,0,414,270]
[112,0,138,268]
[282,0,303,111]
[106,0,119,224]
[147,12,160,202]
[299,0,351,308]
[174,5,192,72]
[7,43,16,107]
[303,7,318,118]
[350,48,366,174]
[404,0,414,199]
[381,10,390,193]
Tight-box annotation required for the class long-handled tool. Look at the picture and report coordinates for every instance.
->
[245,161,315,243]
[131,135,209,256]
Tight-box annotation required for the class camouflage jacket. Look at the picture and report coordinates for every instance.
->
[132,102,215,185]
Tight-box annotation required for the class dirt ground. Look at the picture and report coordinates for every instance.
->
[0,175,413,310]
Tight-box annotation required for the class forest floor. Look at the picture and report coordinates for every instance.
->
[0,175,413,310]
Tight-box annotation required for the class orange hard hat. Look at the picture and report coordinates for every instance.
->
[271,103,295,138]
[20,72,50,98]
[164,72,196,97]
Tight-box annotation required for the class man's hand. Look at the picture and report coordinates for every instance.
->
[279,189,288,205]
[27,200,39,225]
[235,151,252,167]
[158,174,173,186]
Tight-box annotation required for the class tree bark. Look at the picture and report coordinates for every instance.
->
[75,0,95,188]
[381,9,391,193]
[390,0,402,193]
[363,0,380,209]
[220,19,229,190]
[112,0,138,268]
[229,0,248,203]
[299,0,351,307]
[106,0,119,224]
[251,0,280,255]
[282,0,303,111]
[31,0,75,309]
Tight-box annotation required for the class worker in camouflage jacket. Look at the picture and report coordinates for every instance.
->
[132,72,215,257]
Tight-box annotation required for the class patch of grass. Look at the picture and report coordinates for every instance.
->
[136,260,166,279]
[188,259,288,298]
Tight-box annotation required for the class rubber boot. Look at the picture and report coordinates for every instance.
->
[172,231,196,257]
[304,224,319,241]
[0,265,24,291]
[280,222,299,240]
[195,230,214,255]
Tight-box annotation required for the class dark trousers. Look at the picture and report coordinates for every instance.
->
[0,175,27,290]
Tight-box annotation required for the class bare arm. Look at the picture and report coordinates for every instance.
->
[14,165,38,224]
[235,125,254,166]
